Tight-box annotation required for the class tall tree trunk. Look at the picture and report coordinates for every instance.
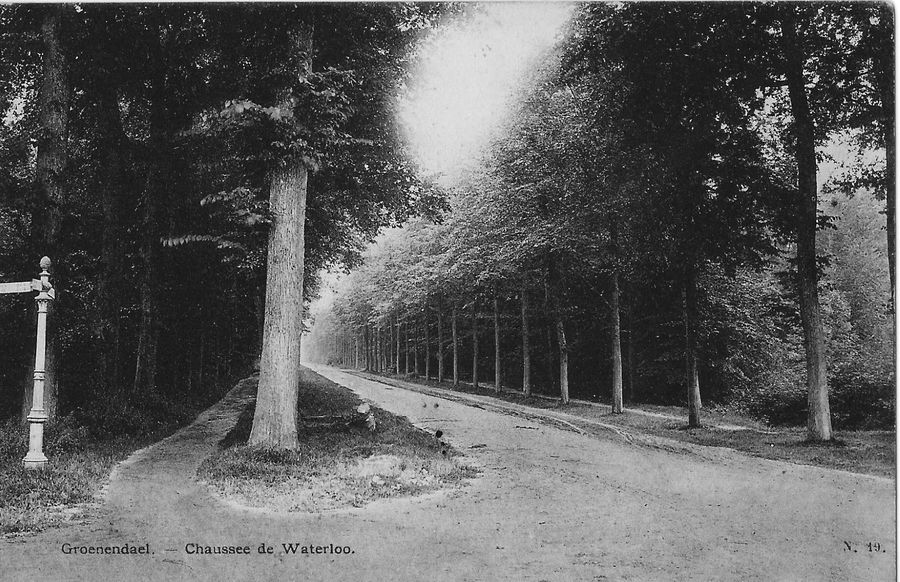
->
[452,305,459,386]
[132,183,160,398]
[493,290,501,393]
[370,326,374,370]
[388,322,393,372]
[413,318,419,375]
[405,321,410,374]
[521,284,531,396]
[625,305,635,403]
[248,22,314,450]
[471,295,479,388]
[437,297,444,382]
[32,5,68,265]
[374,325,380,372]
[545,262,568,404]
[544,286,557,393]
[781,9,832,441]
[424,305,431,380]
[26,6,69,422]
[555,314,569,405]
[364,325,370,371]
[135,20,185,400]
[249,161,308,449]
[874,9,895,313]
[395,315,400,374]
[682,263,702,428]
[95,82,125,404]
[610,270,624,413]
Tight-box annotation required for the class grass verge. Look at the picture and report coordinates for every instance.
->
[0,404,204,536]
[365,371,895,479]
[197,368,478,512]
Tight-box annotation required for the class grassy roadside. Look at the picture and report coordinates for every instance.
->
[197,368,477,512]
[0,403,205,536]
[362,371,895,479]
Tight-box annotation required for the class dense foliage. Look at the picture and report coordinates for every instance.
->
[0,4,443,433]
[307,3,894,432]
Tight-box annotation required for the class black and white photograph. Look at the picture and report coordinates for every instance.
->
[0,2,895,580]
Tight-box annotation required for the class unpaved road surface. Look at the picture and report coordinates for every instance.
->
[2,366,895,581]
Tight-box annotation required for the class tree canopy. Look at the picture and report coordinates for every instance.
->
[307,2,894,437]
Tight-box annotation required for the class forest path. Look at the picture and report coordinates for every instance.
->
[2,366,895,582]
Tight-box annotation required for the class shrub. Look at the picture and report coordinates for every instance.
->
[829,360,895,430]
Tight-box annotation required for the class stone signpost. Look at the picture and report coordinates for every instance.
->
[0,257,55,468]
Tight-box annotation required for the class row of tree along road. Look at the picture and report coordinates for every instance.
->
[0,4,893,452]
[305,3,895,441]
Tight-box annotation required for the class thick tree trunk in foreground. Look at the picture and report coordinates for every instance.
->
[471,296,479,388]
[254,280,266,362]
[26,6,69,422]
[249,22,314,450]
[437,298,444,382]
[249,162,308,449]
[521,286,531,396]
[781,10,832,441]
[493,292,501,392]
[452,305,459,386]
[682,263,702,428]
[610,270,624,413]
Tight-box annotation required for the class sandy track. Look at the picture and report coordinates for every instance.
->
[2,366,895,581]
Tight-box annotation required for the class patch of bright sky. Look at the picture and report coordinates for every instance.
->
[3,95,28,128]
[399,2,573,185]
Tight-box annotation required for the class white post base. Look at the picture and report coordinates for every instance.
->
[23,412,48,469]
[22,452,48,469]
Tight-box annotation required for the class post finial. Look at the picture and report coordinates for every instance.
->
[39,257,51,272]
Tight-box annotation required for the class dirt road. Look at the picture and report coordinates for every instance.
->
[3,366,895,581]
